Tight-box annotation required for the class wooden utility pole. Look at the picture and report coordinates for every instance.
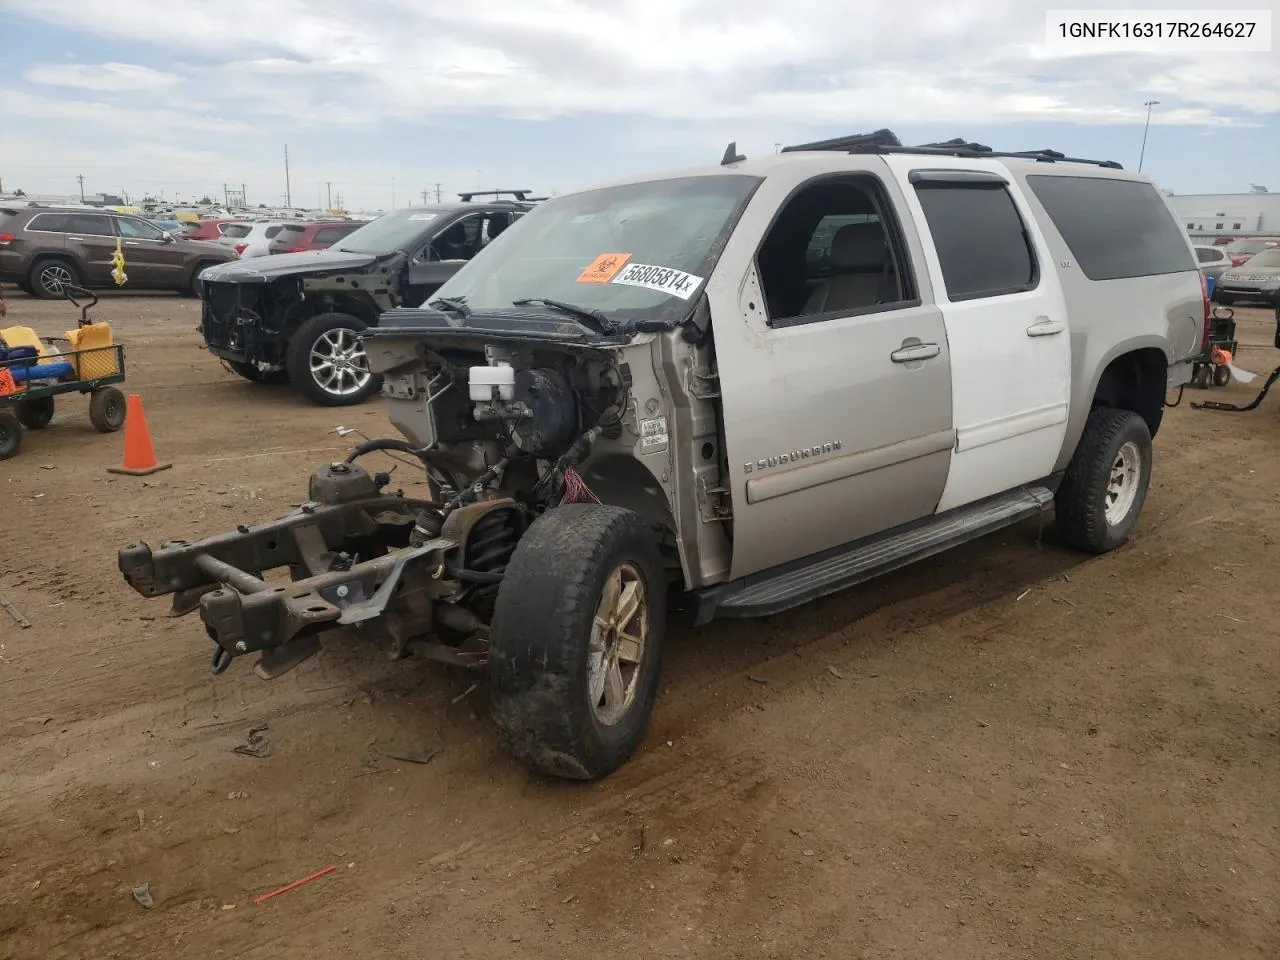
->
[283,144,292,207]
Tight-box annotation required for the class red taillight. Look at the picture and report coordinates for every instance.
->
[285,246,307,253]
[0,232,14,246]
[234,242,248,255]
[1199,272,1211,352]
[1229,254,1249,266]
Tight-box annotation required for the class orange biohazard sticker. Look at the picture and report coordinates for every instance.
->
[577,253,632,284]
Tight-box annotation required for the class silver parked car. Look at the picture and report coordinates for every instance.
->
[120,130,1207,780]
[1215,248,1280,306]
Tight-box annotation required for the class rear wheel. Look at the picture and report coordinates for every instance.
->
[28,258,80,300]
[89,386,126,433]
[0,410,21,459]
[1192,364,1212,389]
[285,312,381,406]
[1055,408,1152,554]
[489,504,667,780]
[16,395,54,429]
[1213,364,1232,387]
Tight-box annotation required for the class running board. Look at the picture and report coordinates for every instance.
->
[694,486,1054,624]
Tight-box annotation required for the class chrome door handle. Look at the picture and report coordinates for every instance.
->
[67,236,85,241]
[1027,316,1065,337]
[890,342,941,363]
[124,241,141,246]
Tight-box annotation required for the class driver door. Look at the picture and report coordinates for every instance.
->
[114,215,183,286]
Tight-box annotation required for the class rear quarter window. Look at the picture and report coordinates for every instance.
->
[1025,175,1195,281]
[222,224,252,239]
[312,226,351,244]
[264,226,284,239]
[26,213,72,233]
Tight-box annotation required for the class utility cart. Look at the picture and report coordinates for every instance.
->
[0,286,127,460]
[1189,305,1238,389]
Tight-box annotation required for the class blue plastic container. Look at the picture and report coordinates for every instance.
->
[1206,274,1216,299]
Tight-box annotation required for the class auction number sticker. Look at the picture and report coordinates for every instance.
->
[639,416,669,454]
[610,262,705,300]
[577,252,632,284]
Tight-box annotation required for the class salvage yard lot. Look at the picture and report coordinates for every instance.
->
[2,289,1278,959]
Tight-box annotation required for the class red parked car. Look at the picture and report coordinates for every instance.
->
[267,220,363,254]
[1222,237,1278,266]
[178,219,238,243]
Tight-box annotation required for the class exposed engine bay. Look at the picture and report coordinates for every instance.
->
[117,314,654,680]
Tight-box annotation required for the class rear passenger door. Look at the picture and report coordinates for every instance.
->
[884,157,1070,512]
[63,213,119,285]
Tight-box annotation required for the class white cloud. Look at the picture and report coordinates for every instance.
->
[1,0,1276,204]
[24,61,182,92]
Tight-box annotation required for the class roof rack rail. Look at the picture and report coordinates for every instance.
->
[458,190,546,203]
[781,130,1123,169]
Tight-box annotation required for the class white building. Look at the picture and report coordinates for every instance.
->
[1166,189,1279,241]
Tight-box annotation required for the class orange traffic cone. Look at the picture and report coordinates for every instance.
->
[107,393,172,476]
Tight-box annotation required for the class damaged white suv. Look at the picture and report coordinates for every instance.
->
[120,131,1209,780]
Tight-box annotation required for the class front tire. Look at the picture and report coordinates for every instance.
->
[28,258,81,300]
[0,410,22,460]
[1055,408,1152,554]
[489,504,667,780]
[184,262,215,298]
[285,312,381,406]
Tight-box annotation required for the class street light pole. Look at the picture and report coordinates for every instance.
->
[1138,99,1160,171]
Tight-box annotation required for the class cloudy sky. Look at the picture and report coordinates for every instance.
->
[0,0,1276,210]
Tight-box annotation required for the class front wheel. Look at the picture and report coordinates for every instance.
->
[0,410,21,460]
[1213,364,1232,387]
[489,504,667,780]
[1055,408,1152,554]
[285,312,381,406]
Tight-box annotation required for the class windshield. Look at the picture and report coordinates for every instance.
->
[429,175,762,325]
[335,208,447,255]
[1240,249,1280,269]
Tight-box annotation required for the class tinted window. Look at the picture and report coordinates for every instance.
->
[264,226,283,239]
[914,183,1036,301]
[66,214,115,236]
[313,226,349,244]
[1026,175,1195,281]
[276,225,306,239]
[1195,247,1219,264]
[26,213,72,232]
[221,224,252,239]
[116,217,166,240]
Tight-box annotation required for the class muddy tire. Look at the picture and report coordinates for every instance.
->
[489,504,667,780]
[184,262,217,298]
[0,410,21,459]
[89,387,126,433]
[28,257,81,300]
[285,312,381,406]
[1055,408,1152,554]
[16,395,54,429]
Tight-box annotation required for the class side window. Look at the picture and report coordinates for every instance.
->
[805,213,878,274]
[756,176,917,325]
[265,226,283,239]
[913,182,1037,301]
[313,226,347,244]
[1026,175,1197,280]
[481,212,513,245]
[27,213,71,233]
[68,214,116,237]
[1195,247,1215,264]
[432,214,484,261]
[116,217,165,240]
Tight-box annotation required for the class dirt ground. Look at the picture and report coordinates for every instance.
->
[1,287,1277,960]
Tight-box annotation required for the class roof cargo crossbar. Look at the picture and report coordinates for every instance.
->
[782,130,1123,169]
[458,190,547,203]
